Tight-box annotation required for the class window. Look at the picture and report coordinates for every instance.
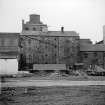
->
[45,54,48,57]
[33,27,36,31]
[94,52,97,57]
[84,53,88,58]
[45,62,48,64]
[55,45,57,48]
[25,27,29,30]
[40,27,42,31]
[45,45,47,49]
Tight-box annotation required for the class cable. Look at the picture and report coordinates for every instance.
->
[21,35,57,47]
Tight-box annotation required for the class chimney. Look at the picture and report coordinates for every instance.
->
[61,26,64,33]
[22,19,24,31]
[103,25,105,44]
[22,19,24,25]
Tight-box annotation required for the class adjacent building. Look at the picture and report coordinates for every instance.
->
[0,33,19,59]
[0,33,19,74]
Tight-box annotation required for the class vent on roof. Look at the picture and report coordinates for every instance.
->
[61,26,64,33]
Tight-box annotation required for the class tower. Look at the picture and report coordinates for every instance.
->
[21,14,48,35]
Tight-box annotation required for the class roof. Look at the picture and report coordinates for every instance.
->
[0,51,18,59]
[0,33,19,37]
[0,32,19,35]
[0,56,18,59]
[80,44,105,52]
[21,31,79,37]
[48,31,79,36]
[80,39,92,45]
[96,40,103,44]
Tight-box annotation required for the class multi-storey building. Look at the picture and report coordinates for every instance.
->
[20,14,80,69]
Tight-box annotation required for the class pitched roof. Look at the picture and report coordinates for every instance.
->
[80,44,105,52]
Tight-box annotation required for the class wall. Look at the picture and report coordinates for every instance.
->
[20,35,79,69]
[0,33,19,58]
[0,59,18,75]
[80,51,105,69]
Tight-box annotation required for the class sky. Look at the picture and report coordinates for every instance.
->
[0,0,105,42]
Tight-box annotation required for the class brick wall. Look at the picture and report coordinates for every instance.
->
[20,35,79,68]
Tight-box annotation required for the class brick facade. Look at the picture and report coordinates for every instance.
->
[20,35,79,68]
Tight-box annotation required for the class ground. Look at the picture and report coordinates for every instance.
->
[1,85,105,105]
[1,73,105,105]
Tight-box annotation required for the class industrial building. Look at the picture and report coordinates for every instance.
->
[19,14,80,70]
[0,14,105,73]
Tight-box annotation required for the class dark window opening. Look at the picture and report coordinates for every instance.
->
[84,53,88,58]
[45,62,48,64]
[25,27,29,30]
[45,45,47,49]
[55,45,57,48]
[33,27,36,31]
[45,54,48,57]
[40,27,42,31]
[94,52,97,57]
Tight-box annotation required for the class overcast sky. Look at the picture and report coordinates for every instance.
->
[0,0,105,42]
